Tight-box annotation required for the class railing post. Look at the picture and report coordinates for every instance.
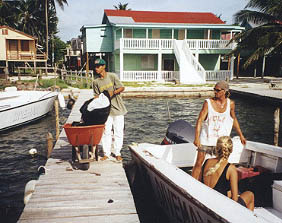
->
[274,108,280,146]
[158,52,162,82]
[120,40,124,81]
[230,56,235,80]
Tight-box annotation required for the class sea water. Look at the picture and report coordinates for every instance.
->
[0,97,281,222]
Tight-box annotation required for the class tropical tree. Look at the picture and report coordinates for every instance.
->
[231,0,282,68]
[0,0,20,27]
[53,36,67,65]
[43,0,68,63]
[113,2,131,10]
[16,0,44,42]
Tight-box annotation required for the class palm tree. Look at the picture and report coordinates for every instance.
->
[231,0,282,68]
[113,2,131,10]
[44,0,68,62]
[0,0,20,27]
[16,1,43,40]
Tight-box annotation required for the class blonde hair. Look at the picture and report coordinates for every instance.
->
[205,136,233,176]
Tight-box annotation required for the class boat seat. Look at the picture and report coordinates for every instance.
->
[254,207,282,222]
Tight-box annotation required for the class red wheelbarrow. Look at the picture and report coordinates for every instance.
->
[63,123,105,170]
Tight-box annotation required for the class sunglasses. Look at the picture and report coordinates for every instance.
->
[214,88,223,92]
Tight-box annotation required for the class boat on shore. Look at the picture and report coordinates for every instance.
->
[128,121,282,223]
[0,87,61,132]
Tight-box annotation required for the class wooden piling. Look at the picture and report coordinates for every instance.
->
[47,132,53,158]
[236,53,240,79]
[274,108,280,146]
[55,100,59,140]
[18,67,21,81]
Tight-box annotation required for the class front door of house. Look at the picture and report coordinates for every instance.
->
[164,59,174,71]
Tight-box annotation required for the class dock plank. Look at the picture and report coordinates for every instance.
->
[18,90,139,222]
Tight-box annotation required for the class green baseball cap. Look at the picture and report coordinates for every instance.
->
[94,58,106,66]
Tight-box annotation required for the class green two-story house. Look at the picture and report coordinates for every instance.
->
[81,9,244,84]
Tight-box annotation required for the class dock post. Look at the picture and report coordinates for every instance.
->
[18,67,21,81]
[47,132,53,158]
[55,100,60,140]
[274,108,280,146]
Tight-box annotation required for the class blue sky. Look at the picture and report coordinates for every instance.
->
[56,0,249,41]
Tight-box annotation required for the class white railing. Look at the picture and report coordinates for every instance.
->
[115,38,234,50]
[182,41,206,81]
[162,71,180,80]
[185,39,234,49]
[206,70,231,81]
[122,71,178,81]
[116,38,174,50]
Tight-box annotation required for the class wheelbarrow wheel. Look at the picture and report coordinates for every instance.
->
[81,144,90,170]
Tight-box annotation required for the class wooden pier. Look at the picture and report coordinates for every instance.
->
[19,89,139,223]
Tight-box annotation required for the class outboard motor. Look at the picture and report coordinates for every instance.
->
[161,120,195,145]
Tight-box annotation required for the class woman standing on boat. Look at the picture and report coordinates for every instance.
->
[201,136,254,211]
[192,80,246,180]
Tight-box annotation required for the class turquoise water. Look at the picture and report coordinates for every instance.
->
[0,97,281,222]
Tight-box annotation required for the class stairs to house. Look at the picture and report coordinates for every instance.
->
[173,40,206,84]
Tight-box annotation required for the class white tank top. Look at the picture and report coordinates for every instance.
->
[200,98,233,146]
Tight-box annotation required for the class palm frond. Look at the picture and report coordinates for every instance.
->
[234,10,278,24]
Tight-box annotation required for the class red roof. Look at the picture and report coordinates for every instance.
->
[104,9,225,24]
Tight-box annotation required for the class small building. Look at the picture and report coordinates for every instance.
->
[64,37,83,71]
[81,10,244,84]
[0,25,47,75]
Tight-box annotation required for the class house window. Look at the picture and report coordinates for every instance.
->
[124,29,133,38]
[9,40,18,51]
[21,40,29,51]
[141,55,154,69]
[100,28,106,37]
[152,29,160,39]
[2,29,8,35]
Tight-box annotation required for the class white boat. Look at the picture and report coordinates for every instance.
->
[0,87,60,132]
[129,133,282,222]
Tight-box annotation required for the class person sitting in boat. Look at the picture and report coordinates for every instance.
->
[192,80,246,180]
[201,136,254,211]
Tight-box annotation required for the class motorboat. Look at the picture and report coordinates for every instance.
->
[128,120,282,223]
[0,87,64,132]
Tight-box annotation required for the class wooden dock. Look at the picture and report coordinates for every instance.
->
[18,89,139,223]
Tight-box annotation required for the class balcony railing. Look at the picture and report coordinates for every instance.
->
[7,51,47,61]
[206,70,232,81]
[120,70,230,82]
[115,38,234,50]
[185,39,234,49]
[122,71,179,82]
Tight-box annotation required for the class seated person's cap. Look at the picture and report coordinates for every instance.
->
[94,58,106,65]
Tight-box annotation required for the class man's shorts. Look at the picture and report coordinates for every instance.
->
[197,145,215,156]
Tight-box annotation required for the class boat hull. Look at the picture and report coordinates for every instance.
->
[129,143,267,223]
[130,147,227,223]
[0,92,57,132]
